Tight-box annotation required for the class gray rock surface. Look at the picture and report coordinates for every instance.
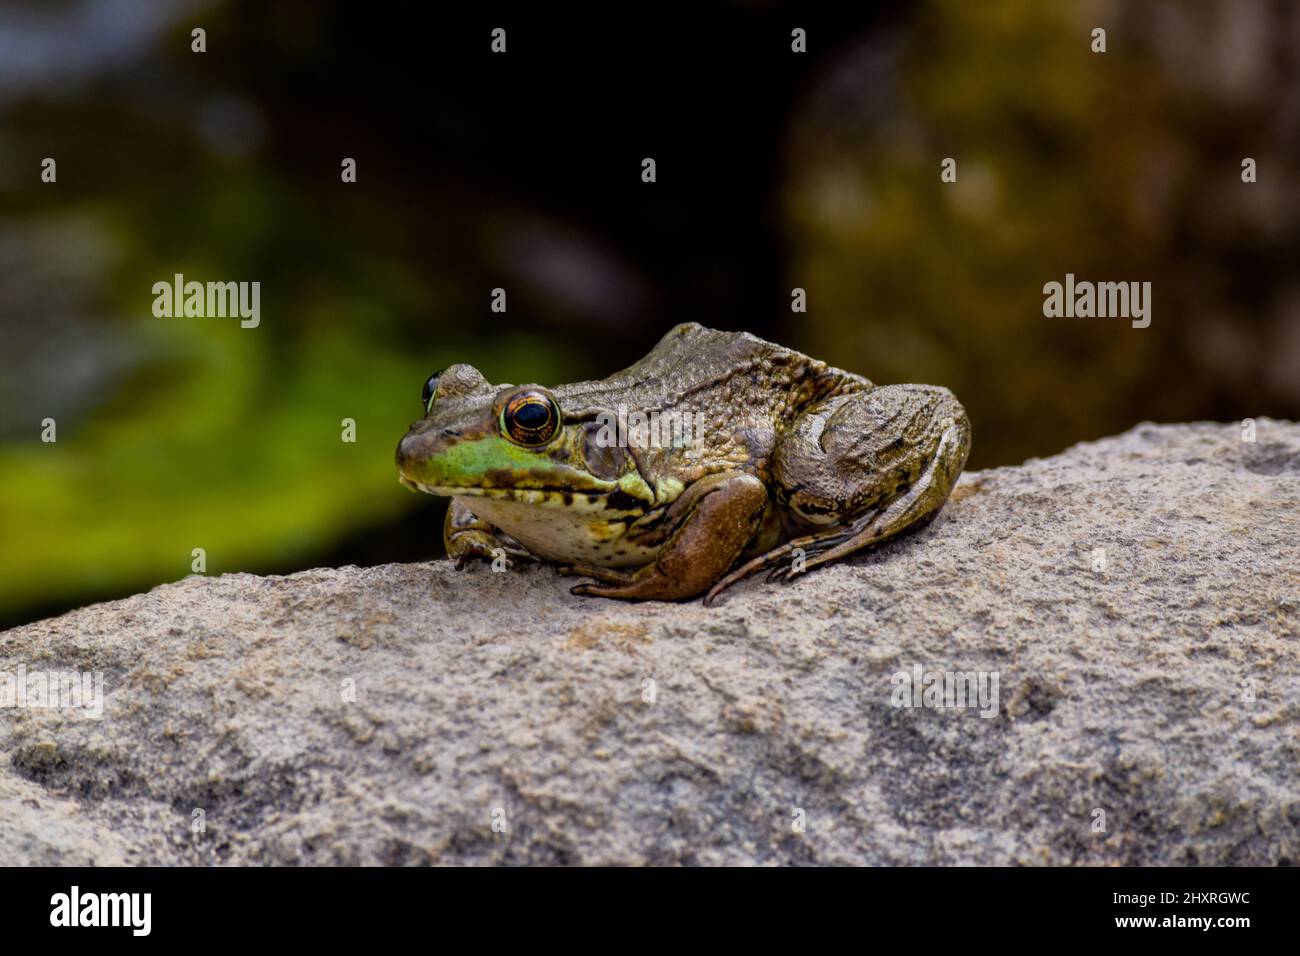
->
[2,421,1297,865]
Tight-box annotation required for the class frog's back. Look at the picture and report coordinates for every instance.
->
[556,323,869,419]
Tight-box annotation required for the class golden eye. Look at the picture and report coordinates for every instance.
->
[501,390,560,446]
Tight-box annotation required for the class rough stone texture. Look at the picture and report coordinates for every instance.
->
[1,421,1297,866]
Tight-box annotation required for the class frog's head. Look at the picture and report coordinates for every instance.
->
[395,364,632,506]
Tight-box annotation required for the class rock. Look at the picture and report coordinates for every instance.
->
[1,421,1297,865]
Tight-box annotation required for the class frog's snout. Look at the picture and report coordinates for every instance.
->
[396,420,484,488]
[395,422,442,480]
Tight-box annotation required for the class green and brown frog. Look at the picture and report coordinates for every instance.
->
[395,323,970,604]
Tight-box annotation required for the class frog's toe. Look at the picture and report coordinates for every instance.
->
[702,576,743,606]
[560,563,632,584]
[452,541,536,570]
[454,551,499,571]
[569,578,640,598]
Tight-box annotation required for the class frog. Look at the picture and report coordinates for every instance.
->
[395,322,970,604]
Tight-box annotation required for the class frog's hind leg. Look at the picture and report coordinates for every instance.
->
[705,385,969,605]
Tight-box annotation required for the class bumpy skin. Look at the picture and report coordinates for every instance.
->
[395,323,971,603]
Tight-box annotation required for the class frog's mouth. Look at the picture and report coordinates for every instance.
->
[400,477,617,508]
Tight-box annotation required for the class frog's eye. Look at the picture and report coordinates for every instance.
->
[421,369,445,413]
[501,389,561,447]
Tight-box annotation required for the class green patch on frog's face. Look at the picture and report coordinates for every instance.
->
[399,429,618,503]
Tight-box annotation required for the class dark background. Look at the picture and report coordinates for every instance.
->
[2,0,1297,627]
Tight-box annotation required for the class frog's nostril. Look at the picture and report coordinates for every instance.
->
[442,428,461,438]
[397,430,428,466]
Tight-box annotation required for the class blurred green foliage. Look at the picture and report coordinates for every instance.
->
[0,263,573,615]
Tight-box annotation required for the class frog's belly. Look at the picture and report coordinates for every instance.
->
[454,496,657,569]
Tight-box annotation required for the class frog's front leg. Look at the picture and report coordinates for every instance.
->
[444,499,536,569]
[705,384,970,603]
[567,472,768,601]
